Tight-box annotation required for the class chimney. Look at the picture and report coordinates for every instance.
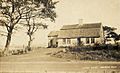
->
[78,19,83,26]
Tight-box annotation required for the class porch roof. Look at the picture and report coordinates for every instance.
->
[48,31,59,37]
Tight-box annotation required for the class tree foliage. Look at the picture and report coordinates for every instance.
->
[107,32,120,43]
[103,26,120,43]
[103,26,116,33]
[22,0,58,50]
[0,0,58,52]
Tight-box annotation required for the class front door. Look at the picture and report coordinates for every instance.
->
[77,38,81,46]
[50,39,58,48]
[50,39,53,47]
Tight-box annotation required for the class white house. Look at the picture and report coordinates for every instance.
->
[48,22,104,47]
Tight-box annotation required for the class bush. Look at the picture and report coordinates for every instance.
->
[51,44,120,61]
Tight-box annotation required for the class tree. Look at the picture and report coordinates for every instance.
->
[0,0,27,52]
[103,26,119,44]
[103,26,116,33]
[22,0,58,50]
[107,32,120,44]
[0,0,58,53]
[24,16,48,51]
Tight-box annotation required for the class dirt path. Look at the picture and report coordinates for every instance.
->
[0,48,67,62]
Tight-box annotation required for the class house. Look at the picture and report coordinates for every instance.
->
[48,22,104,47]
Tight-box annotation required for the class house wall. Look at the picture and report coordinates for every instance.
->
[57,37,102,47]
[81,38,86,45]
[57,39,63,47]
[95,38,101,44]
[58,37,103,47]
[71,39,78,46]
[100,25,105,44]
[58,38,77,47]
[82,38,101,45]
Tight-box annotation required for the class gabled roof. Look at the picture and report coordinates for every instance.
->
[80,23,101,28]
[48,31,59,37]
[58,28,101,38]
[61,23,101,30]
[60,24,78,30]
[48,23,102,38]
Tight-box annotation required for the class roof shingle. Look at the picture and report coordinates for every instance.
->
[58,28,101,38]
[61,23,101,30]
[48,23,102,38]
[48,31,59,37]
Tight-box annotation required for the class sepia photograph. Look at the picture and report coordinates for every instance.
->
[0,0,120,73]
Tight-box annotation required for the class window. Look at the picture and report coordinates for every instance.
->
[91,38,95,43]
[63,38,66,44]
[67,39,71,44]
[86,38,89,44]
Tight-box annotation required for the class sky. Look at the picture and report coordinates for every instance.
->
[0,0,120,48]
